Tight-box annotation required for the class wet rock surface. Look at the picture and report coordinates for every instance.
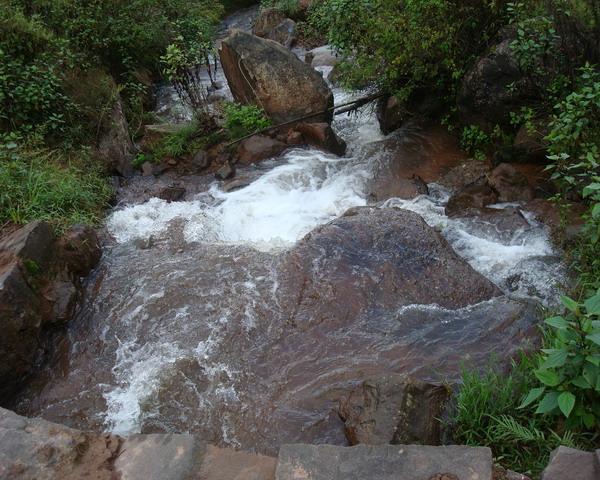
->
[278,207,502,312]
[11,207,539,454]
[220,31,333,124]
[367,124,468,201]
[293,122,347,156]
[0,222,101,402]
[237,135,288,165]
[338,374,450,446]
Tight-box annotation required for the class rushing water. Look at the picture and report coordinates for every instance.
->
[13,10,565,455]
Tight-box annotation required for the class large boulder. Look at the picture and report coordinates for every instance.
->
[97,97,136,176]
[220,31,334,124]
[458,33,535,129]
[279,207,502,313]
[252,8,297,48]
[338,374,451,446]
[0,222,101,402]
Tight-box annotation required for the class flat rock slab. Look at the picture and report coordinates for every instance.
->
[276,444,493,480]
[541,446,599,480]
[115,434,206,480]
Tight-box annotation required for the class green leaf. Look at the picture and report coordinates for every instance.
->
[536,391,559,414]
[519,387,545,408]
[545,316,568,329]
[571,376,591,389]
[535,369,560,387]
[584,293,600,316]
[542,349,568,369]
[587,332,600,346]
[558,392,576,418]
[587,355,600,366]
[561,296,579,313]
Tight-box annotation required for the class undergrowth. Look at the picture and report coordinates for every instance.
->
[0,144,112,231]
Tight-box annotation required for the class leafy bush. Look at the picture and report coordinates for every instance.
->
[309,0,506,100]
[223,103,271,139]
[0,144,112,230]
[522,292,600,429]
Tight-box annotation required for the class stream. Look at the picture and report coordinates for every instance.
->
[13,7,565,455]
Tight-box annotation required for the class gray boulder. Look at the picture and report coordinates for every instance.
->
[0,407,277,480]
[220,31,334,124]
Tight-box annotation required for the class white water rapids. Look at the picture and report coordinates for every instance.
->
[98,82,564,436]
[13,35,564,447]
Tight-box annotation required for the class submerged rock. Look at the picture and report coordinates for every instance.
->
[445,179,498,217]
[220,31,334,124]
[339,374,450,446]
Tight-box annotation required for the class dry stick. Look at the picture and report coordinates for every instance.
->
[223,92,386,149]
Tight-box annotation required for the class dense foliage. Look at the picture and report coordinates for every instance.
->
[0,0,223,227]
[309,0,506,102]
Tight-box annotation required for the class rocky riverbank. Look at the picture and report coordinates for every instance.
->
[0,3,595,479]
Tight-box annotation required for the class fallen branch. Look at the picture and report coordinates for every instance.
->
[224,92,385,148]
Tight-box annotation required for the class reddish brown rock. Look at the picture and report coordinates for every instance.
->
[0,222,101,401]
[445,179,499,217]
[488,163,535,202]
[294,122,346,156]
[339,374,450,446]
[237,135,287,165]
[366,124,468,202]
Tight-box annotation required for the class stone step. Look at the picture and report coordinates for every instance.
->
[275,444,493,480]
[541,446,600,480]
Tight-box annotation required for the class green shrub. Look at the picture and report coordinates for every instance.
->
[522,292,600,429]
[223,103,271,139]
[309,0,506,99]
[0,144,112,230]
[460,125,490,161]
